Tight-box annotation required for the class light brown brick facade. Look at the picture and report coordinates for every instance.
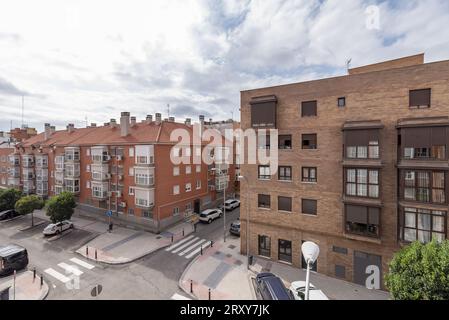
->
[240,55,449,287]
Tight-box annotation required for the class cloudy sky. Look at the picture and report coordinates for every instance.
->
[1,0,449,132]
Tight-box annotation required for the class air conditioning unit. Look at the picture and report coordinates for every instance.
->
[106,173,112,179]
[116,191,122,197]
[116,155,123,161]
[118,175,123,181]
[104,155,111,161]
[107,191,113,197]
[119,202,126,207]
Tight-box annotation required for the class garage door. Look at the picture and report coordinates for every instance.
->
[354,251,382,287]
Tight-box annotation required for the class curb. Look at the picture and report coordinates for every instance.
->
[18,220,46,232]
[0,215,24,224]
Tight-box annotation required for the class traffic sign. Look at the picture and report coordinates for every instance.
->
[106,210,112,217]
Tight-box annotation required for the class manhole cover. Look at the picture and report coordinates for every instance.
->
[91,284,103,297]
[228,245,236,249]
[226,253,232,258]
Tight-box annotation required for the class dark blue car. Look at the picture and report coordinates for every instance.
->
[255,273,294,300]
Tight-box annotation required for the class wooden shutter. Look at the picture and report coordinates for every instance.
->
[410,89,431,107]
[278,196,292,211]
[301,101,317,117]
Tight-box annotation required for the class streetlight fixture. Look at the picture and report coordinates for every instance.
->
[301,241,320,300]
[238,175,250,269]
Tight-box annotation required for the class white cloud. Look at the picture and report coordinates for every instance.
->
[0,0,448,131]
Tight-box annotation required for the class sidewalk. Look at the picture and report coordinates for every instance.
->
[179,237,255,300]
[0,271,49,300]
[77,221,195,264]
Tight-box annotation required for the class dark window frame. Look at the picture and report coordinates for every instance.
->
[302,134,317,150]
[345,168,380,199]
[279,135,292,150]
[258,165,271,180]
[400,207,447,243]
[302,167,317,183]
[278,196,292,212]
[402,170,446,204]
[258,235,271,257]
[278,239,292,263]
[345,205,380,238]
[278,166,292,181]
[338,97,346,107]
[301,101,317,117]
[302,199,317,215]
[258,194,271,209]
[409,88,431,109]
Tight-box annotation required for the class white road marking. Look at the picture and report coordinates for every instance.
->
[171,293,191,300]
[171,237,200,254]
[44,268,71,283]
[178,239,206,256]
[70,257,95,270]
[185,241,211,259]
[165,235,195,251]
[58,263,84,276]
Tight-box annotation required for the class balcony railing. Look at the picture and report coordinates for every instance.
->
[22,156,34,168]
[9,155,20,166]
[35,156,48,168]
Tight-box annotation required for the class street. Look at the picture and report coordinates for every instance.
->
[0,207,240,300]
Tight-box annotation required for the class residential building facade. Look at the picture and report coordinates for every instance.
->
[8,113,234,232]
[240,54,449,287]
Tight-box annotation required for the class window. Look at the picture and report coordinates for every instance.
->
[257,134,271,149]
[186,166,191,174]
[185,183,192,192]
[302,167,317,183]
[404,146,446,160]
[278,239,292,263]
[173,166,180,176]
[258,235,271,257]
[332,246,348,255]
[86,181,91,189]
[86,165,91,172]
[345,129,380,159]
[345,205,380,238]
[173,185,180,195]
[278,166,292,181]
[173,207,180,216]
[279,135,292,150]
[302,134,317,149]
[403,170,446,204]
[345,169,379,198]
[186,203,192,211]
[278,196,292,212]
[196,165,201,173]
[129,187,135,195]
[402,207,446,243]
[251,96,277,129]
[196,180,201,190]
[338,97,346,107]
[127,167,133,176]
[302,199,317,215]
[409,89,431,109]
[258,194,271,209]
[142,210,152,219]
[129,148,134,157]
[258,166,271,180]
[128,208,134,216]
[301,101,317,117]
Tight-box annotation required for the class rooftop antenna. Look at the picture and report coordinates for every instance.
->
[346,58,352,73]
[85,116,88,127]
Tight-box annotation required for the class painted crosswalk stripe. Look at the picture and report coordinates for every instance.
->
[185,241,211,259]
[70,257,95,270]
[171,237,200,254]
[44,268,71,283]
[171,293,191,300]
[165,235,195,251]
[58,263,84,276]
[178,239,206,256]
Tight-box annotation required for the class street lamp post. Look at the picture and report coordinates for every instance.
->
[212,168,227,243]
[238,175,250,269]
[301,241,320,300]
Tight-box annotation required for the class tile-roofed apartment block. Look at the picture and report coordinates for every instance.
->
[8,113,237,232]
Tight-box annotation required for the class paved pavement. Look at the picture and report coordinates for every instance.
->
[0,271,49,300]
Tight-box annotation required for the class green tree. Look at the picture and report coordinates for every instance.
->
[385,240,449,300]
[0,188,23,212]
[14,195,45,226]
[45,192,77,223]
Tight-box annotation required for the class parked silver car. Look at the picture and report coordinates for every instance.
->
[43,220,74,236]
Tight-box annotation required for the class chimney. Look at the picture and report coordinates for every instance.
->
[169,117,175,122]
[90,123,97,127]
[50,126,56,135]
[67,123,75,133]
[155,113,162,124]
[185,118,191,126]
[199,115,205,123]
[110,119,117,128]
[209,118,213,123]
[130,116,137,126]
[44,123,51,140]
[104,122,110,127]
[146,115,153,123]
[120,112,130,136]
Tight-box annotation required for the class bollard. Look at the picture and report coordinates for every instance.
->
[40,275,43,288]
[200,245,203,255]
[190,280,193,293]
[33,268,36,280]
[182,229,185,237]
[208,288,211,300]
[95,249,98,260]
[210,240,213,248]
[86,246,89,256]
[171,235,174,243]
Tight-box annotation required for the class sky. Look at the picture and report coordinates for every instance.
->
[1,0,449,132]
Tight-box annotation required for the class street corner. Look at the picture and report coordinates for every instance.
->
[0,270,49,300]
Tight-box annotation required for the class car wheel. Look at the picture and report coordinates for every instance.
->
[208,219,212,224]
[70,224,74,229]
[56,230,61,235]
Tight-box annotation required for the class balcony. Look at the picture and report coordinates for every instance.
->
[22,168,35,181]
[64,179,80,194]
[54,172,64,186]
[135,145,154,167]
[134,167,154,187]
[36,168,48,182]
[22,155,34,168]
[92,182,109,199]
[35,155,48,168]
[7,178,20,187]
[7,168,20,178]
[55,155,65,172]
[36,182,48,196]
[8,155,20,166]
[91,146,110,163]
[23,181,35,194]
[64,147,80,162]
[134,188,155,208]
[64,163,80,178]
[91,164,110,181]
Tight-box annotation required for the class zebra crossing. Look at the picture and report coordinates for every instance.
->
[165,235,212,259]
[44,257,95,285]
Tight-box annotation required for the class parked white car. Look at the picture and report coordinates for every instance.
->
[43,220,74,236]
[219,199,240,211]
[289,281,329,300]
[198,209,222,224]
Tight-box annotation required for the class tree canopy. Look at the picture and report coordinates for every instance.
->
[14,195,45,216]
[45,192,77,223]
[0,188,23,212]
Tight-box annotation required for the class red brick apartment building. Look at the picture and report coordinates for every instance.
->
[6,113,235,232]
[240,54,449,287]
